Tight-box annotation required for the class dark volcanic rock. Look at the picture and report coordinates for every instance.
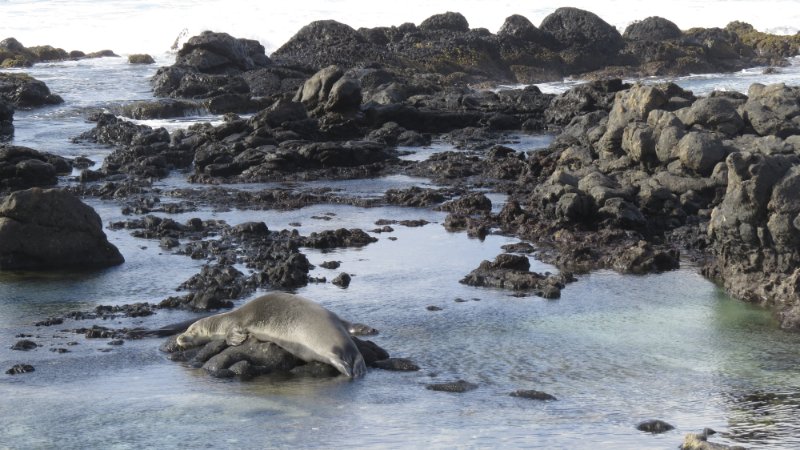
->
[273,20,381,70]
[175,31,270,74]
[11,339,38,350]
[460,253,573,298]
[419,12,470,33]
[0,188,124,270]
[510,389,557,401]
[426,379,478,393]
[163,327,390,379]
[128,54,155,64]
[498,14,547,43]
[539,7,624,72]
[5,364,35,374]
[332,272,351,288]
[623,17,682,41]
[637,419,675,433]
[0,145,70,191]
[302,228,378,249]
[74,113,192,179]
[0,73,64,107]
[705,148,800,330]
[0,99,12,140]
[373,358,420,371]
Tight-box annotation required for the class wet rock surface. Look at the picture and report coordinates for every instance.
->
[637,419,675,433]
[460,253,574,299]
[426,379,478,393]
[1,37,116,68]
[0,72,63,107]
[0,145,71,191]
[162,332,394,380]
[510,389,557,401]
[5,364,35,374]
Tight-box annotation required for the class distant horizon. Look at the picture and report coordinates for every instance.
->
[2,0,799,56]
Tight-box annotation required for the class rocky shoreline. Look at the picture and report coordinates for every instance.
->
[2,8,800,328]
[3,7,799,448]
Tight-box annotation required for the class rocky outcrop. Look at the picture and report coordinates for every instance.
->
[0,37,117,67]
[0,145,71,191]
[690,83,800,330]
[0,73,63,107]
[73,113,193,179]
[150,10,798,120]
[623,17,682,41]
[127,54,155,64]
[152,31,311,113]
[460,253,574,298]
[161,329,393,380]
[0,188,124,270]
[0,99,12,140]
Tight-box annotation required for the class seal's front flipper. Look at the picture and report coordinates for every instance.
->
[225,326,248,346]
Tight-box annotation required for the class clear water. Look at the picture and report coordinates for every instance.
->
[2,18,800,450]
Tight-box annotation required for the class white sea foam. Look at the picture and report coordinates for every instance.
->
[2,0,799,56]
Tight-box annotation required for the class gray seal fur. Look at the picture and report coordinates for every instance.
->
[177,292,367,377]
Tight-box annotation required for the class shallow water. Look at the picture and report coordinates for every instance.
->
[2,47,800,450]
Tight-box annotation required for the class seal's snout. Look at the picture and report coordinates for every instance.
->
[176,333,190,348]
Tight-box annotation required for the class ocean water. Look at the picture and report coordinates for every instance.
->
[2,2,800,449]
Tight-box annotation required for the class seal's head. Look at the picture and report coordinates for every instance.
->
[176,320,210,349]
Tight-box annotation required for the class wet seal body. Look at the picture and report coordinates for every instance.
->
[177,292,366,377]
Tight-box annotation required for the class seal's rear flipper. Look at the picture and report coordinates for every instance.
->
[225,326,248,346]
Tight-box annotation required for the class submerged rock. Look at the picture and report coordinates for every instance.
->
[636,419,675,433]
[426,379,478,393]
[0,145,71,191]
[5,364,35,374]
[510,390,557,401]
[11,339,38,351]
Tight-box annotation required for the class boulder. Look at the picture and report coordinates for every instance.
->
[294,65,342,104]
[0,145,70,190]
[621,122,657,165]
[740,83,800,138]
[324,76,362,113]
[497,15,547,43]
[127,54,155,64]
[597,83,669,154]
[0,188,124,270]
[623,17,682,41]
[0,99,13,140]
[419,12,470,33]
[0,73,64,107]
[545,78,626,125]
[175,31,270,73]
[636,419,675,433]
[272,20,377,70]
[677,96,744,136]
[539,7,624,55]
[677,132,726,175]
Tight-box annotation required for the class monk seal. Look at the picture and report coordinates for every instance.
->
[176,292,367,377]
